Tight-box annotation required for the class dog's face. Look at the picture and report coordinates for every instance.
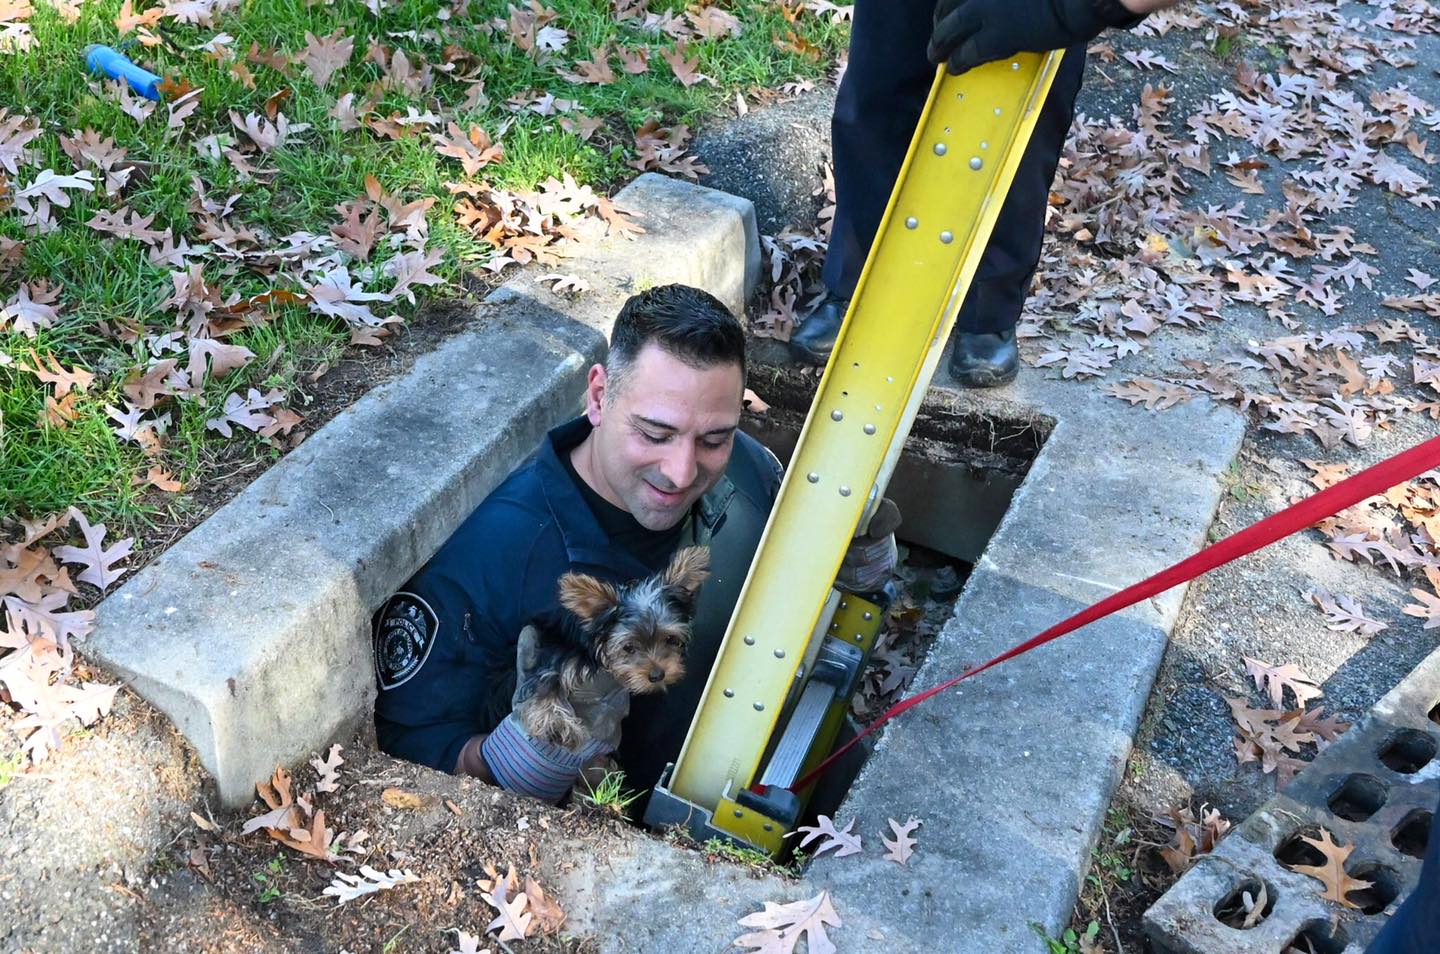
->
[557,546,710,694]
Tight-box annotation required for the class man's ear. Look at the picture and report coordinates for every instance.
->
[558,572,619,621]
[663,546,711,598]
[584,363,607,426]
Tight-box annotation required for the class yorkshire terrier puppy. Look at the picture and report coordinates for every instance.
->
[515,546,710,751]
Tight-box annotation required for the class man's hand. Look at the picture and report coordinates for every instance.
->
[835,498,901,594]
[927,0,1152,75]
[473,625,632,803]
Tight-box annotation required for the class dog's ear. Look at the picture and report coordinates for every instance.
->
[663,546,710,598]
[557,572,620,621]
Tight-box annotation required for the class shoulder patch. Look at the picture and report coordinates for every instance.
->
[374,592,439,690]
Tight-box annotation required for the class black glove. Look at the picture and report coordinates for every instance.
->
[928,0,1147,75]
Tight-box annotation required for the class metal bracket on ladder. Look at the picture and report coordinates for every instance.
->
[644,52,1066,855]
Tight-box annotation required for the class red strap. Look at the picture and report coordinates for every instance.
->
[791,434,1440,793]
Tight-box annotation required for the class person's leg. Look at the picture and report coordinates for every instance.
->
[821,0,936,299]
[790,0,936,364]
[949,44,1086,386]
[1366,786,1440,952]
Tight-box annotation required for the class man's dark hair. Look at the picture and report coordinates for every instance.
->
[606,285,746,397]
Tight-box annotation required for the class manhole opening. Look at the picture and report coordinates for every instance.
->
[1347,863,1401,915]
[1429,699,1440,726]
[1328,773,1388,822]
[1379,728,1438,774]
[743,367,1050,569]
[1285,921,1349,954]
[1274,825,1327,867]
[741,368,1049,840]
[1212,877,1275,928]
[1392,809,1432,859]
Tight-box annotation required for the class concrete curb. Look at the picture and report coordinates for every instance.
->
[86,174,759,806]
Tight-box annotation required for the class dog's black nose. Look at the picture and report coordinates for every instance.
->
[648,668,665,683]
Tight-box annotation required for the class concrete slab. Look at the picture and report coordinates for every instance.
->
[1144,644,1440,954]
[85,174,761,806]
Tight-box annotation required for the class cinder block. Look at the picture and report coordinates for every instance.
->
[1144,647,1440,954]
[85,176,761,806]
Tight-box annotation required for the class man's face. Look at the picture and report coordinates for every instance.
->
[583,343,744,531]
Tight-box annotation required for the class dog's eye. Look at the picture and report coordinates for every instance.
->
[665,635,682,647]
[621,642,637,655]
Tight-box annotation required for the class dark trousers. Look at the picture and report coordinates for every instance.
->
[821,0,1087,334]
[1366,787,1440,953]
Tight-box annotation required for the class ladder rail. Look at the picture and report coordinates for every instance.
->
[666,53,1066,836]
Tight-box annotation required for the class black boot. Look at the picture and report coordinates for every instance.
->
[948,330,1018,388]
[787,295,850,366]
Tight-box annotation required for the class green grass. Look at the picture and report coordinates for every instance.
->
[1,0,848,532]
[578,768,642,813]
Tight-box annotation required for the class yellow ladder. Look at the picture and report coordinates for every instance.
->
[645,52,1065,854]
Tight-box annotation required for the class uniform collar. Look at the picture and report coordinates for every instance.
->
[536,417,735,574]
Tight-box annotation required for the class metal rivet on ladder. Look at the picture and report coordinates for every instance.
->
[863,423,876,435]
[994,107,1002,116]
[831,409,844,421]
[933,142,947,156]
[734,809,744,818]
[829,621,838,631]
[839,601,849,609]
[969,157,983,170]
[753,702,765,711]
[839,486,851,497]
[807,472,819,483]
[763,823,774,832]
[773,649,785,659]
[855,633,864,642]
[980,140,989,149]
[744,635,755,645]
[905,216,918,229]
[863,611,873,621]
[940,231,954,244]
[723,688,735,697]
[1011,61,1020,70]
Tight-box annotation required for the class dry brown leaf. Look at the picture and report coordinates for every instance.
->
[524,877,566,935]
[1243,656,1323,708]
[882,817,920,866]
[1285,829,1371,908]
[733,891,841,954]
[791,814,861,858]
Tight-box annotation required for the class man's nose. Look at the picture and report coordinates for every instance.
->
[648,667,666,683]
[658,441,697,490]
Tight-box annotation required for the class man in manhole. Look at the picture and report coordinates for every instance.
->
[372,284,898,806]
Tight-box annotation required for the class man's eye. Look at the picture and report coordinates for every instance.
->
[640,432,667,445]
[702,438,728,450]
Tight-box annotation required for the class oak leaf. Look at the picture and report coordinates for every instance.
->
[482,880,532,942]
[1403,586,1440,628]
[310,743,344,793]
[52,509,133,593]
[791,814,861,858]
[733,891,841,954]
[1285,829,1371,908]
[1243,656,1322,708]
[323,865,417,904]
[299,30,353,88]
[882,817,920,866]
